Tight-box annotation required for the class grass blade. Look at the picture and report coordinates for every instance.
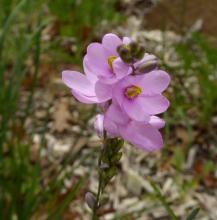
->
[0,0,28,59]
[186,208,200,220]
[149,178,179,220]
[47,178,85,220]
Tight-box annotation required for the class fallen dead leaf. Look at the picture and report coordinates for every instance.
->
[176,126,189,145]
[52,98,72,132]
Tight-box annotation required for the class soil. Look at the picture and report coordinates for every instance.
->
[144,0,217,37]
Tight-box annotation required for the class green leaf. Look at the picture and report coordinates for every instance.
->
[186,208,200,220]
[149,178,179,220]
[47,178,85,220]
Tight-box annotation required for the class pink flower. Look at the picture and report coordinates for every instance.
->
[113,70,170,122]
[62,34,133,103]
[84,33,132,84]
[62,33,171,152]
[104,103,165,151]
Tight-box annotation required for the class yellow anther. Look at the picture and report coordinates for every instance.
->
[125,85,142,99]
[107,56,117,71]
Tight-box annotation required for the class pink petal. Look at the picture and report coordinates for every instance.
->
[112,77,130,106]
[104,114,119,137]
[113,57,132,79]
[149,116,165,129]
[105,104,129,125]
[83,55,98,82]
[102,33,122,56]
[137,95,170,115]
[62,70,95,95]
[86,43,111,77]
[71,80,111,104]
[95,81,112,101]
[136,70,170,95]
[97,75,119,84]
[72,90,99,104]
[86,43,107,64]
[123,98,150,122]
[120,122,163,151]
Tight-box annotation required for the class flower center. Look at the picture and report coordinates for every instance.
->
[107,56,117,71]
[125,85,142,99]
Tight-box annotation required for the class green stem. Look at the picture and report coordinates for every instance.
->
[92,133,107,220]
[92,174,102,220]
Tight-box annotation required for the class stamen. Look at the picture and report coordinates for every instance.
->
[107,56,117,71]
[125,85,142,99]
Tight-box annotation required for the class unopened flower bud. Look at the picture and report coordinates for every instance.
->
[128,42,145,60]
[129,41,139,55]
[137,59,157,73]
[135,54,158,73]
[134,46,145,60]
[117,44,133,63]
[94,114,104,137]
[85,192,96,210]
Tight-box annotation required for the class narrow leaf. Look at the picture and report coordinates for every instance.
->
[149,178,179,220]
[186,208,200,220]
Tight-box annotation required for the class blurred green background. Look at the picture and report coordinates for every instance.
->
[0,0,217,219]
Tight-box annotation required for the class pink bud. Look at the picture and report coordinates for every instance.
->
[94,114,104,137]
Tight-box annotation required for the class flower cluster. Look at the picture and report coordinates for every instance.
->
[62,33,170,151]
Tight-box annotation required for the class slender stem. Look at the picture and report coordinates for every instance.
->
[92,174,102,220]
[92,132,107,220]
